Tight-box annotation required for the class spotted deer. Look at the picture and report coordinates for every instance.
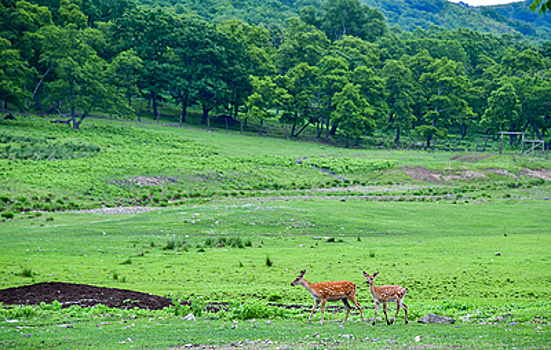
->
[290,269,365,324]
[363,271,408,325]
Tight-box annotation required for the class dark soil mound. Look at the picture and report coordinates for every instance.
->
[0,282,173,310]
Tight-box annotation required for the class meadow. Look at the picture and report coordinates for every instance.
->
[0,116,550,348]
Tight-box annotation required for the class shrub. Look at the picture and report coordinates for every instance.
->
[19,267,33,277]
[230,301,286,320]
[1,212,14,219]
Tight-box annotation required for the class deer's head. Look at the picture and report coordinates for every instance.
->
[291,269,306,286]
[363,271,379,285]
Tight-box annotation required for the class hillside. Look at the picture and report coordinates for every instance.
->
[137,0,551,43]
[363,0,551,42]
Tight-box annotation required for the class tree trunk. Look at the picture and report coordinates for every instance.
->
[69,79,77,129]
[32,66,52,111]
[461,123,468,139]
[345,133,350,148]
[179,100,187,127]
[330,124,338,136]
[202,104,210,125]
[482,130,490,152]
[150,90,158,118]
[258,119,263,136]
[426,133,432,150]
[324,119,330,142]
[294,122,310,137]
[395,128,401,148]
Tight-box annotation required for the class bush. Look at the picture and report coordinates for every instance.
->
[1,212,14,219]
[230,301,286,320]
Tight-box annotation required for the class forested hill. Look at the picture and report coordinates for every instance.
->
[363,0,551,43]
[135,0,551,43]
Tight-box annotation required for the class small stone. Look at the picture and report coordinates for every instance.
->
[418,313,455,324]
[182,314,196,321]
[414,336,422,342]
[509,321,517,326]
[495,252,501,256]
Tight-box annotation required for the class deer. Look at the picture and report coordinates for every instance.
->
[363,271,408,325]
[290,269,365,324]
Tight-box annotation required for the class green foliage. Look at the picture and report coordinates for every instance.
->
[229,301,287,320]
[0,133,101,160]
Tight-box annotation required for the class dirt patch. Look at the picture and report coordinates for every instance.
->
[400,167,445,184]
[485,168,517,178]
[442,170,487,181]
[0,282,173,310]
[126,176,177,187]
[520,168,551,181]
[401,167,492,183]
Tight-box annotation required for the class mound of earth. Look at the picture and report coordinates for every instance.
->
[0,282,173,310]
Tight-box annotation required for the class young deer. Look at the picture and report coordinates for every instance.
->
[290,269,365,324]
[363,271,408,325]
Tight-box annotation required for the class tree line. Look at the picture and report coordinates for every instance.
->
[1,0,550,149]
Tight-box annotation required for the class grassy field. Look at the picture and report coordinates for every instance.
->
[0,117,550,348]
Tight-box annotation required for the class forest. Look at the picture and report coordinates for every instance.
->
[1,0,551,149]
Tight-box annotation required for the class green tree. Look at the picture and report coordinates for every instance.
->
[276,18,330,73]
[278,62,321,137]
[332,83,375,147]
[0,37,33,111]
[319,0,386,42]
[246,75,290,135]
[382,59,415,148]
[417,57,473,148]
[39,19,125,129]
[108,49,143,107]
[114,7,181,119]
[318,55,350,141]
[481,82,521,149]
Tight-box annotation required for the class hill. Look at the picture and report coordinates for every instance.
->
[137,0,551,42]
[363,0,551,42]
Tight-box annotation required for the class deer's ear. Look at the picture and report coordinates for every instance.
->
[374,271,379,277]
[301,269,306,276]
[363,271,368,277]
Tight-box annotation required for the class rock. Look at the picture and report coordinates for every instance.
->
[182,313,196,321]
[418,313,456,324]
[414,336,422,342]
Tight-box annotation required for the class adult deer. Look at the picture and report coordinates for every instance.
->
[363,271,408,325]
[290,269,365,324]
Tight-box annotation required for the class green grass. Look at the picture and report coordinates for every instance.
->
[1,200,549,302]
[0,117,550,348]
[1,314,549,349]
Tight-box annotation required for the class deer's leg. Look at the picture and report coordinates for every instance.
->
[382,302,391,325]
[319,299,326,324]
[342,299,351,324]
[372,302,378,325]
[308,300,319,323]
[348,295,365,323]
[391,300,401,325]
[401,300,408,324]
